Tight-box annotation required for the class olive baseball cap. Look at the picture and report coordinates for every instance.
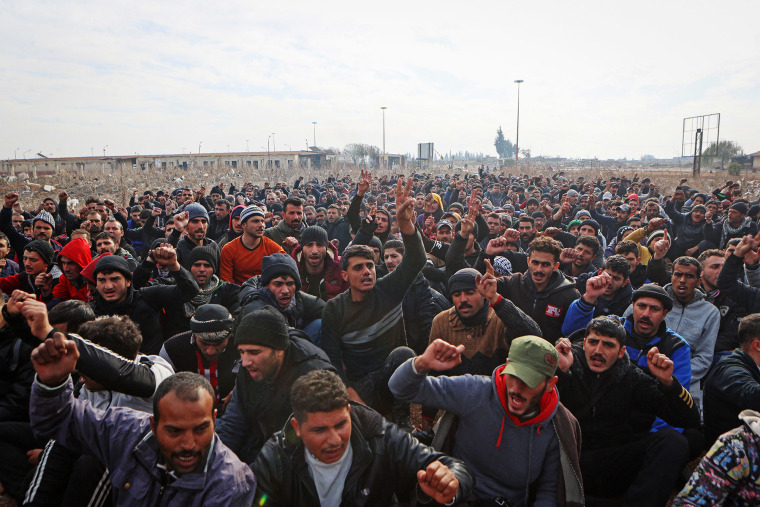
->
[501,335,559,388]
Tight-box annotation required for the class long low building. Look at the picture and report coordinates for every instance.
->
[0,150,332,177]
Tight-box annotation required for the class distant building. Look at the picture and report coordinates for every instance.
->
[750,151,760,171]
[0,150,329,177]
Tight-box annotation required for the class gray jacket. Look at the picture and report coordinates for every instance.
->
[29,378,256,506]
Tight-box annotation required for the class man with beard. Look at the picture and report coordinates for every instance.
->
[563,255,633,332]
[493,236,580,342]
[0,240,60,300]
[90,245,199,355]
[220,205,284,284]
[428,263,541,376]
[264,197,306,253]
[389,335,583,506]
[160,304,238,412]
[28,340,256,507]
[698,249,746,357]
[303,205,317,226]
[633,256,719,410]
[215,307,334,462]
[290,225,348,301]
[666,188,708,258]
[554,317,699,506]
[161,245,240,337]
[1,192,63,258]
[207,199,230,242]
[323,204,352,254]
[704,201,758,250]
[103,217,139,260]
[94,231,138,270]
[239,253,325,344]
[516,215,536,252]
[169,203,220,269]
[50,237,92,304]
[321,178,426,424]
[559,235,600,278]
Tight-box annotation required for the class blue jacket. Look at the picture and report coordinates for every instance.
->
[30,378,256,506]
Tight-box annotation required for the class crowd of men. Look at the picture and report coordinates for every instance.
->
[2,167,760,505]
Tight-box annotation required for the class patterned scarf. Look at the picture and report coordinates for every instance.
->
[185,275,222,317]
[259,286,300,328]
[720,216,752,249]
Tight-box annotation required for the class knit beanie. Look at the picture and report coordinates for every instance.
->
[730,202,749,215]
[190,304,234,343]
[448,268,479,294]
[580,219,600,235]
[184,203,209,221]
[240,205,265,223]
[567,219,583,231]
[646,229,665,246]
[301,226,329,247]
[235,306,290,350]
[93,255,133,280]
[33,210,56,230]
[632,283,673,311]
[260,253,302,290]
[188,245,219,273]
[24,240,54,267]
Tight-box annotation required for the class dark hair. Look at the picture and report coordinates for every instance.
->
[603,254,631,280]
[48,300,96,333]
[518,215,535,226]
[284,197,303,210]
[739,314,760,348]
[673,256,702,278]
[95,231,117,243]
[153,372,214,424]
[528,236,562,262]
[291,370,349,423]
[383,239,404,255]
[728,238,742,247]
[0,232,8,247]
[214,199,230,210]
[138,209,152,220]
[77,315,142,360]
[575,235,600,256]
[487,212,501,221]
[616,240,640,258]
[341,245,375,270]
[697,249,724,263]
[585,316,627,346]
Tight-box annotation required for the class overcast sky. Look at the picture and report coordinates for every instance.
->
[2,0,758,161]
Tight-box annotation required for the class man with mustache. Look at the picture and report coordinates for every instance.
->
[321,178,426,427]
[389,335,583,506]
[289,225,348,301]
[263,197,307,254]
[554,317,699,505]
[215,307,334,462]
[28,337,255,506]
[1,192,63,260]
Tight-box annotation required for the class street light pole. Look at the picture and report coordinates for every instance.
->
[246,139,249,152]
[271,133,276,152]
[103,145,108,157]
[312,122,317,147]
[514,80,523,165]
[198,141,202,154]
[15,148,19,159]
[380,107,387,154]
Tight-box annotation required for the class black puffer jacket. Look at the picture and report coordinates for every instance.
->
[0,327,34,422]
[556,346,700,451]
[239,275,324,329]
[495,270,580,342]
[89,266,200,355]
[252,402,474,507]
[703,349,760,447]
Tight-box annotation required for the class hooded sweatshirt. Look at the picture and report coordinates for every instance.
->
[390,358,578,505]
[51,237,92,302]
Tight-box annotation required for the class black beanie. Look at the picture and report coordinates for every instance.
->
[260,253,301,290]
[93,255,133,280]
[580,219,600,235]
[188,245,219,273]
[448,268,479,294]
[235,306,290,350]
[24,240,54,267]
[301,226,329,247]
[632,283,673,311]
[190,304,233,332]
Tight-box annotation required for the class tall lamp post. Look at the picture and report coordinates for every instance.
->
[271,133,276,152]
[312,122,317,147]
[514,79,523,165]
[380,106,387,154]
[246,139,250,152]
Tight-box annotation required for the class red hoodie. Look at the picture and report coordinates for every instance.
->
[52,237,92,302]
[493,363,559,446]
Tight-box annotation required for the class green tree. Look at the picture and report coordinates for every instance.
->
[727,161,742,176]
[703,141,744,168]
[494,126,514,159]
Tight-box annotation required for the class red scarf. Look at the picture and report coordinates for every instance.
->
[493,364,559,447]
